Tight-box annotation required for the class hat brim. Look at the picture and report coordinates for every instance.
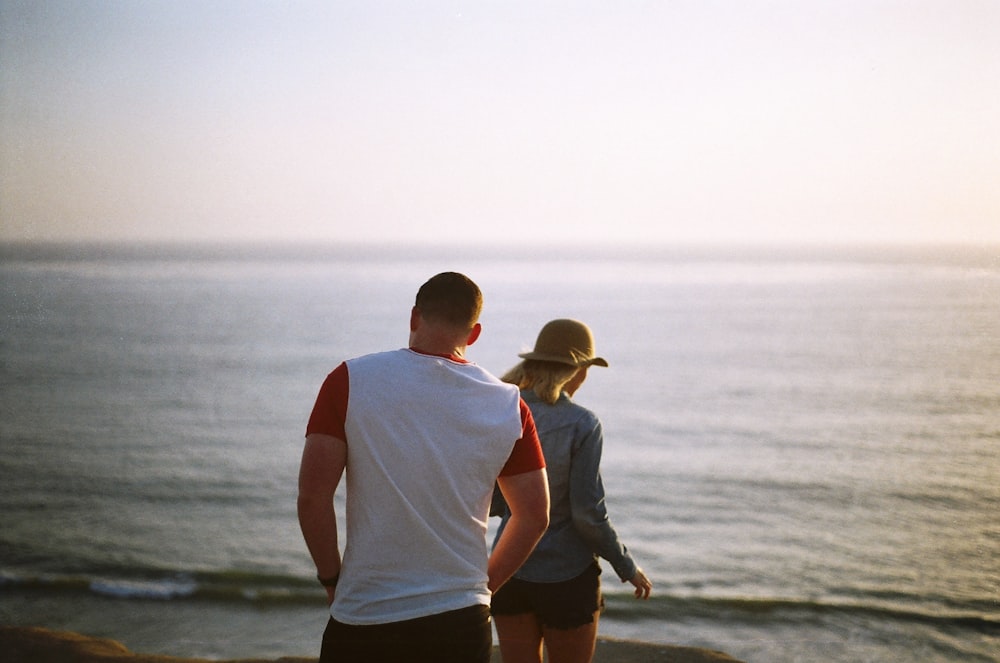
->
[518,351,608,368]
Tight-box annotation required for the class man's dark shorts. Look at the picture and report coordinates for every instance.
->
[320,604,492,663]
[491,561,604,629]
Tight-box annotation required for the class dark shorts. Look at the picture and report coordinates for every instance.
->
[491,561,604,630]
[319,604,492,663]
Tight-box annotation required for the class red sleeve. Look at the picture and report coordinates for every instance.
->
[499,398,546,477]
[305,362,349,442]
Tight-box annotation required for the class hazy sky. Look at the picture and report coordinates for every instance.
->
[2,1,998,246]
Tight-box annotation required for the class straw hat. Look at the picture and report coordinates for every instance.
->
[518,319,609,368]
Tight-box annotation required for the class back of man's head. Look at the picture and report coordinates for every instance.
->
[415,272,482,330]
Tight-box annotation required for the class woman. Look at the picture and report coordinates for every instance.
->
[491,318,653,663]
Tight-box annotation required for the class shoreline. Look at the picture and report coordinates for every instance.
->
[1,626,745,663]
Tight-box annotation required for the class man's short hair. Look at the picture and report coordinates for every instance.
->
[415,272,482,329]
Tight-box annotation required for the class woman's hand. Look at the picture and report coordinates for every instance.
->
[625,568,652,599]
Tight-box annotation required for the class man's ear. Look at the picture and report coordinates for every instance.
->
[410,306,421,332]
[466,322,482,346]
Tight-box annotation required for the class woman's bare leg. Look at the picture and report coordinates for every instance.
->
[542,611,600,663]
[494,613,544,663]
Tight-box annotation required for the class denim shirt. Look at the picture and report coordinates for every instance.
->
[492,390,637,583]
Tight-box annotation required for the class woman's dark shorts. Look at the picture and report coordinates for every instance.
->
[491,561,604,630]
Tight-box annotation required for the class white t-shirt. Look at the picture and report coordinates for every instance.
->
[331,348,524,624]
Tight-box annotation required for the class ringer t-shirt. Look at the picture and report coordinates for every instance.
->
[306,352,544,476]
[305,348,545,625]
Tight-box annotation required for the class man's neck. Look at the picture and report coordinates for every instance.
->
[408,315,473,360]
[409,332,467,358]
[409,345,467,361]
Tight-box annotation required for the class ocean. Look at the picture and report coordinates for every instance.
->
[1,242,997,663]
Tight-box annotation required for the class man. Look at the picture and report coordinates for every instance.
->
[298,272,550,663]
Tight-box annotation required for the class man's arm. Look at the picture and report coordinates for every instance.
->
[488,468,549,593]
[297,433,346,604]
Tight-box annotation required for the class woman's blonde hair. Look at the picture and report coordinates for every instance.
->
[501,359,580,405]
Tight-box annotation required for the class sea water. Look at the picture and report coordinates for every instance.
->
[1,242,997,662]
